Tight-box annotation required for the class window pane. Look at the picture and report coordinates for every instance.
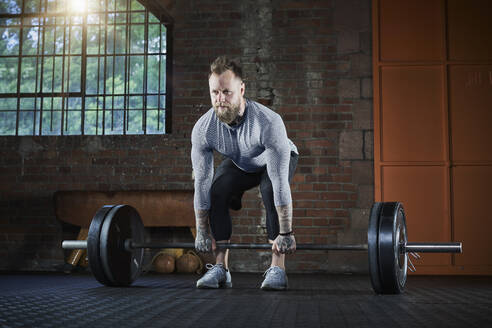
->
[20,57,38,92]
[130,25,144,53]
[53,56,64,92]
[54,26,65,55]
[146,109,165,134]
[0,18,21,26]
[106,25,114,54]
[114,95,124,110]
[129,95,142,109]
[147,55,159,93]
[160,95,166,109]
[42,97,53,111]
[107,0,116,12]
[88,0,104,12]
[147,95,157,109]
[69,55,81,92]
[85,96,104,134]
[18,111,35,135]
[0,0,22,14]
[115,0,126,11]
[67,97,82,110]
[98,57,105,93]
[22,17,41,27]
[70,26,82,54]
[64,110,81,135]
[84,110,99,135]
[0,112,16,135]
[40,109,61,135]
[129,55,143,94]
[114,25,126,53]
[109,12,125,24]
[113,55,125,94]
[161,25,167,52]
[71,16,83,25]
[46,0,62,13]
[0,57,18,93]
[20,97,35,110]
[127,110,143,134]
[149,13,159,23]
[105,56,114,93]
[147,24,160,54]
[160,55,166,91]
[87,14,100,25]
[42,56,54,92]
[0,98,17,110]
[86,57,99,94]
[22,26,41,55]
[131,12,145,24]
[0,27,20,55]
[87,25,104,55]
[131,0,144,11]
[43,26,55,55]
[105,109,123,134]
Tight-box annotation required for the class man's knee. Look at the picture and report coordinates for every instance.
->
[211,175,236,200]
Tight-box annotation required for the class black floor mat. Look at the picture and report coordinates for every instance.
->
[0,273,491,328]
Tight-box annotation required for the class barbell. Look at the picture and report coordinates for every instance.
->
[61,202,462,294]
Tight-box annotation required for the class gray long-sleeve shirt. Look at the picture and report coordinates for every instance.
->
[191,99,298,210]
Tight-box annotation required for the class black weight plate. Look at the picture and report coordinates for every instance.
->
[396,207,408,290]
[378,202,408,294]
[87,205,116,286]
[100,205,145,286]
[368,202,384,294]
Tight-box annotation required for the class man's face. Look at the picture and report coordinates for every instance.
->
[209,70,245,124]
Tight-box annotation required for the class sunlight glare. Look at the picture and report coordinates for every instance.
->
[69,0,87,13]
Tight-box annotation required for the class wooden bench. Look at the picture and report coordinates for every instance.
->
[54,190,196,268]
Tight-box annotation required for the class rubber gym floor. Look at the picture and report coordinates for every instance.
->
[1,272,491,328]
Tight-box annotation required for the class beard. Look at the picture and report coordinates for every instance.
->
[213,101,241,125]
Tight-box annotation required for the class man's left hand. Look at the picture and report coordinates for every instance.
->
[272,234,296,254]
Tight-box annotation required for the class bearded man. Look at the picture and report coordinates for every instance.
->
[191,56,298,290]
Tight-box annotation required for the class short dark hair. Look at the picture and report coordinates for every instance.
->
[209,56,243,80]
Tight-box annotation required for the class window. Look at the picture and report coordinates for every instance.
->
[0,0,171,135]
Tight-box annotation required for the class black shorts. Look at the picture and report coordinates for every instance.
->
[209,152,298,241]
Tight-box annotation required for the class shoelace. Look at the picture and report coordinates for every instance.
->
[263,267,281,277]
[204,263,224,276]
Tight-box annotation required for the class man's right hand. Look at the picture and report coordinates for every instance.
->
[195,228,213,253]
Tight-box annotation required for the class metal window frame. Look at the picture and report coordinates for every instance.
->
[0,0,172,136]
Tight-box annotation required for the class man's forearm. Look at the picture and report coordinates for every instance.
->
[195,209,209,231]
[276,203,293,234]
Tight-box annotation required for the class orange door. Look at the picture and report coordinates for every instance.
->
[373,0,492,274]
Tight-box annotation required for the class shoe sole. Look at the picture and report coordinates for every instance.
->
[197,282,232,289]
[260,285,288,291]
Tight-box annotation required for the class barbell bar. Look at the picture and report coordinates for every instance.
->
[61,202,463,294]
[62,240,461,253]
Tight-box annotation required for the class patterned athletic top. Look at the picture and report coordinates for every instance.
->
[191,99,298,210]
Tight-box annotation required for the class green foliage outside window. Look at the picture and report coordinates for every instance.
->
[0,0,169,135]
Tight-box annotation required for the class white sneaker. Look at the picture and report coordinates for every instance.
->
[261,266,288,291]
[196,264,232,289]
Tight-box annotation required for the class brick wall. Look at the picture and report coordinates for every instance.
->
[0,0,373,273]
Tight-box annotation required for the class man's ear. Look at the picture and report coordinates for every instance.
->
[240,81,245,96]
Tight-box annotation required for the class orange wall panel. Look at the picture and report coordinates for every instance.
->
[380,66,445,162]
[374,0,492,274]
[382,166,451,266]
[449,65,492,162]
[379,0,443,61]
[453,166,492,266]
[447,0,492,61]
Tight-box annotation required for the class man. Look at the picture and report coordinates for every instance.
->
[191,56,298,290]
